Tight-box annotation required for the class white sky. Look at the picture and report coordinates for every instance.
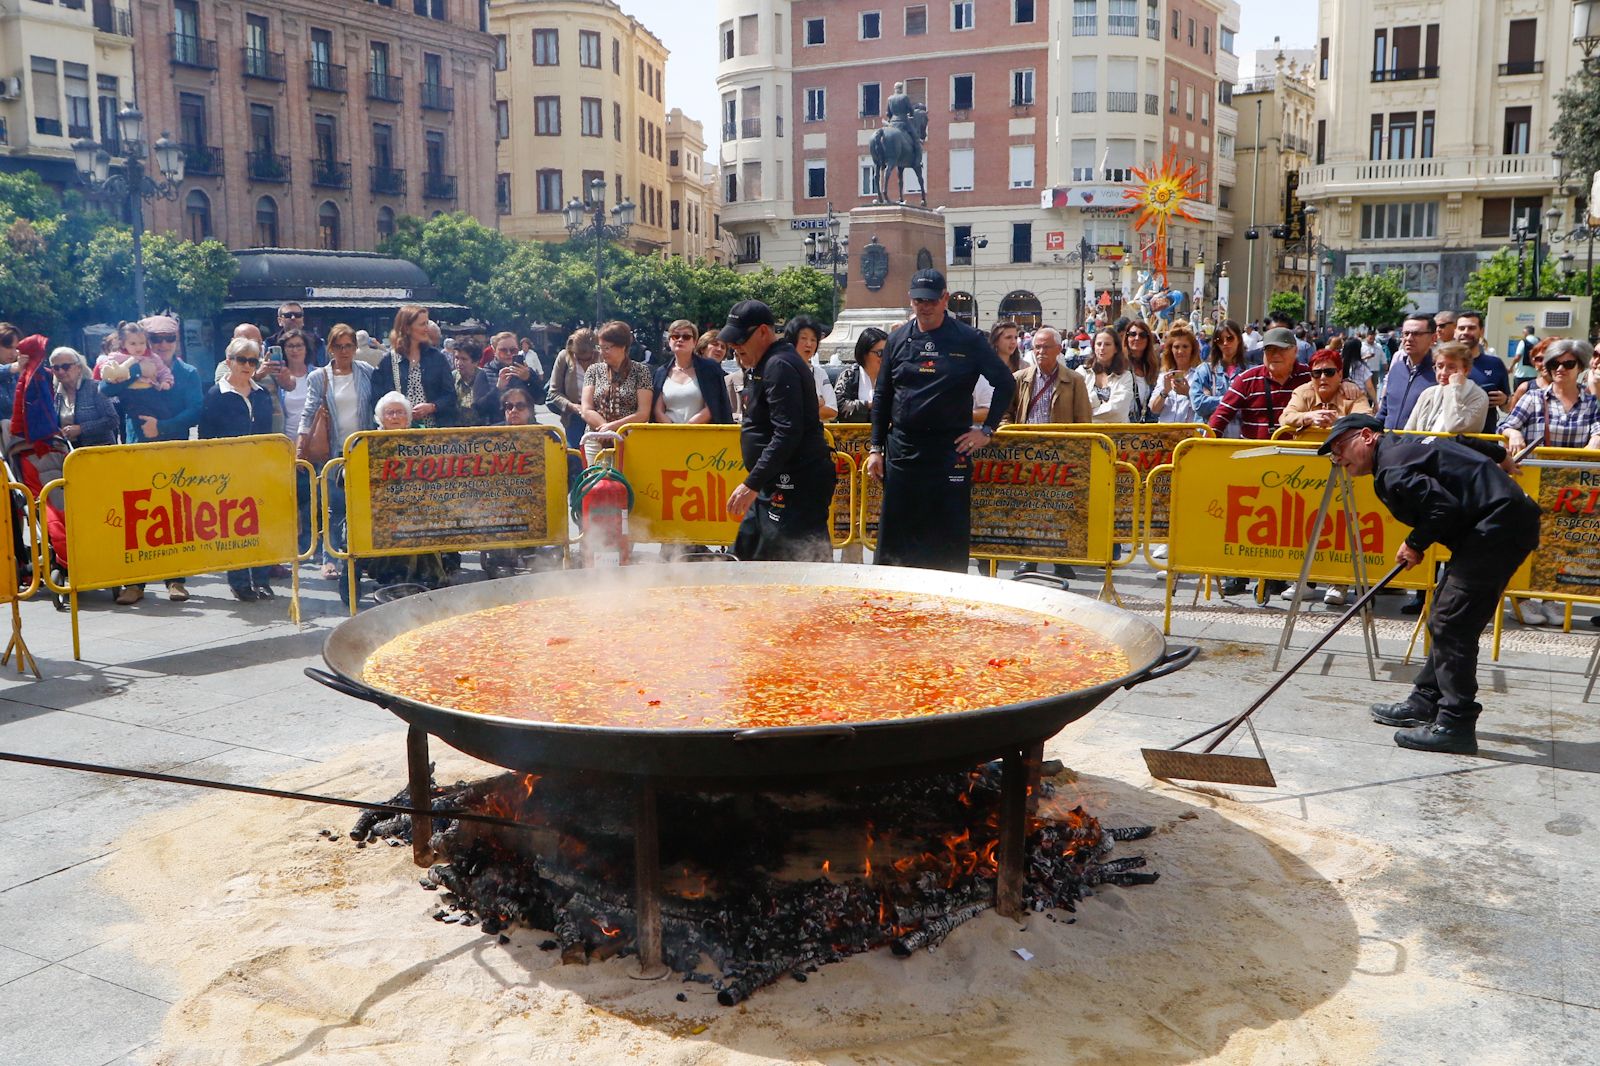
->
[632,0,1319,154]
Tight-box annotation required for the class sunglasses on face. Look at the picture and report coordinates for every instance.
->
[49,363,76,372]
[1550,359,1580,371]
[671,333,696,341]
[280,311,304,319]
[503,401,530,412]
[1311,367,1341,378]
[234,357,261,367]
[1401,330,1433,339]
[148,334,178,344]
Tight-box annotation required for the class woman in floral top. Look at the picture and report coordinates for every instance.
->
[579,320,652,456]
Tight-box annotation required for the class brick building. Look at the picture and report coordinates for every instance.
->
[130,0,497,252]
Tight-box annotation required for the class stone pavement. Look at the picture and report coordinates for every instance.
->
[0,559,1595,1064]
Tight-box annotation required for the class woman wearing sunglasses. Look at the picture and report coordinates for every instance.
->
[200,338,275,602]
[1279,348,1373,432]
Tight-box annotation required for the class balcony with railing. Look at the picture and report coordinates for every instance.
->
[1071,92,1096,113]
[1299,152,1560,198]
[310,157,351,189]
[423,172,457,200]
[1072,14,1097,34]
[307,61,347,93]
[741,117,762,138]
[1370,66,1439,82]
[1147,15,1160,38]
[247,151,291,183]
[92,1,132,36]
[1108,13,1137,35]
[1145,93,1159,115]
[1499,60,1543,75]
[721,121,737,140]
[67,121,93,139]
[183,143,223,176]
[421,82,454,112]
[170,33,219,70]
[1283,133,1311,155]
[243,48,286,82]
[367,71,403,103]
[370,165,406,196]
[1107,91,1137,113]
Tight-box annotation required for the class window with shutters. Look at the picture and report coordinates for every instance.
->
[1481,196,1544,238]
[533,29,558,65]
[581,98,602,137]
[905,5,927,35]
[948,147,974,191]
[739,14,758,55]
[720,22,735,61]
[1503,106,1531,155]
[1504,19,1539,74]
[30,57,61,137]
[805,87,826,122]
[535,96,560,135]
[536,170,562,212]
[579,31,600,68]
[859,158,880,197]
[1009,144,1034,188]
[805,161,826,198]
[1319,37,1329,79]
[496,100,509,140]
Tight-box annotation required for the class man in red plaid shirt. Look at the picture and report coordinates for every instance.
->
[1207,328,1310,439]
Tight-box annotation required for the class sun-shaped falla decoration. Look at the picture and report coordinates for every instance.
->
[1119,148,1208,289]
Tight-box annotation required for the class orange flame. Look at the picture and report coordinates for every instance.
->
[591,918,621,938]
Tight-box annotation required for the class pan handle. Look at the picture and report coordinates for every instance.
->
[735,724,857,743]
[1009,571,1071,591]
[305,667,394,708]
[1123,645,1199,689]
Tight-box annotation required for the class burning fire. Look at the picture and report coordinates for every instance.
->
[591,918,621,938]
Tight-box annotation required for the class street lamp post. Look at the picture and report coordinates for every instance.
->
[1575,0,1600,72]
[1547,203,1599,298]
[1301,204,1320,328]
[803,202,848,325]
[564,176,636,326]
[1057,236,1094,333]
[72,106,186,319]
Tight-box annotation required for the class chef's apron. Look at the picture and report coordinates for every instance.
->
[876,429,972,572]
[733,458,836,562]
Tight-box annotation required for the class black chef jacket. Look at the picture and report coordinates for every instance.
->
[870,314,1015,454]
[739,339,834,494]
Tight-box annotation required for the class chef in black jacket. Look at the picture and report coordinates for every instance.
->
[720,300,837,561]
[865,269,1016,571]
[1321,413,1540,755]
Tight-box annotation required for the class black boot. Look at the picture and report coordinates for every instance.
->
[1221,577,1248,596]
[1371,701,1436,727]
[1394,707,1478,755]
[1399,592,1425,615]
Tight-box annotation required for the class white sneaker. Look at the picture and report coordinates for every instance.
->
[1323,586,1348,607]
[1150,543,1168,561]
[1517,600,1546,625]
[1542,601,1569,627]
[1279,583,1310,602]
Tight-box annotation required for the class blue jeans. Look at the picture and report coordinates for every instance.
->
[296,466,313,558]
[324,472,348,560]
[228,566,272,592]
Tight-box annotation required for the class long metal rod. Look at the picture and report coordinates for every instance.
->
[0,748,538,832]
[1271,472,1339,671]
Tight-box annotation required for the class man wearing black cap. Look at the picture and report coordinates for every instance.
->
[865,268,1016,571]
[1321,413,1540,755]
[720,300,837,561]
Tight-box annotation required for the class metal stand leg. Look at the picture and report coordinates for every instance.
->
[997,744,1041,920]
[632,782,668,978]
[406,726,433,868]
[1272,475,1337,671]
[1338,468,1380,680]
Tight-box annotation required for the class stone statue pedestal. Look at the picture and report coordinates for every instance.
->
[819,204,946,363]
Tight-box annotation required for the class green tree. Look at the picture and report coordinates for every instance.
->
[1266,289,1305,321]
[80,229,238,323]
[377,212,509,310]
[471,241,563,334]
[1552,67,1600,203]
[1330,269,1414,329]
[1462,248,1561,310]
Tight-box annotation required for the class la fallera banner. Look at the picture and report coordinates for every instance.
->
[64,436,298,590]
[343,426,567,556]
[1165,437,1436,591]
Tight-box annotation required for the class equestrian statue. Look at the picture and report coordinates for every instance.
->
[870,82,929,207]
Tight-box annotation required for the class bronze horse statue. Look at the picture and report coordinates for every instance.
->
[870,106,929,207]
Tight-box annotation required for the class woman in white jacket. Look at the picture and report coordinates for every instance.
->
[1078,328,1134,423]
[1403,342,1489,436]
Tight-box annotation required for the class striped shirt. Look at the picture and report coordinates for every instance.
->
[1207,362,1312,440]
[1502,386,1600,449]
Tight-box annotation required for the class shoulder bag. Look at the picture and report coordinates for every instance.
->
[296,367,333,466]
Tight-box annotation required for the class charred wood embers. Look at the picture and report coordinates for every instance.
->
[345,762,1157,1004]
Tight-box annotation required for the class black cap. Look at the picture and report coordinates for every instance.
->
[719,300,776,345]
[909,268,946,300]
[1316,413,1385,455]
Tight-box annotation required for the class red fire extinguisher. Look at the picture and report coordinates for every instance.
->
[572,431,634,567]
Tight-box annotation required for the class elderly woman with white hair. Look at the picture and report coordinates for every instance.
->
[375,390,413,429]
[50,347,117,448]
[200,337,275,601]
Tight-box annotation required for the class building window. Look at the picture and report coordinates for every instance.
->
[1073,0,1096,36]
[377,205,395,241]
[905,5,927,35]
[805,87,826,122]
[952,224,974,264]
[496,100,509,140]
[1168,77,1178,113]
[581,97,602,137]
[949,147,975,191]
[254,196,278,247]
[1316,119,1326,163]
[1014,0,1035,23]
[859,159,880,197]
[952,1,974,30]
[725,171,738,202]
[639,116,646,150]
[804,17,825,45]
[1184,84,1194,119]
[1200,91,1209,125]
[318,201,341,250]
[496,173,511,214]
[1109,0,1137,36]
[806,161,827,198]
[1421,110,1435,158]
[1011,69,1035,106]
[1203,25,1210,53]
[1171,7,1179,38]
[1187,17,1194,45]
[738,13,759,55]
[1010,222,1032,263]
[581,169,604,202]
[741,234,761,262]
[1218,81,1232,104]
[1009,144,1035,188]
[614,102,622,141]
[29,57,60,138]
[861,10,881,38]
[494,35,507,70]
[1481,196,1544,238]
[579,30,601,68]
[533,28,559,65]
[535,96,560,135]
[63,62,90,139]
[1359,201,1439,240]
[861,83,881,117]
[1503,106,1531,155]
[671,199,681,230]
[1505,18,1539,73]
[952,74,974,111]
[185,189,212,241]
[720,21,735,60]
[536,169,563,212]
[1319,37,1329,79]
[1147,0,1159,39]
[1220,26,1235,53]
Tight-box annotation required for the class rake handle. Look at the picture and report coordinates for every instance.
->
[1171,561,1409,754]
